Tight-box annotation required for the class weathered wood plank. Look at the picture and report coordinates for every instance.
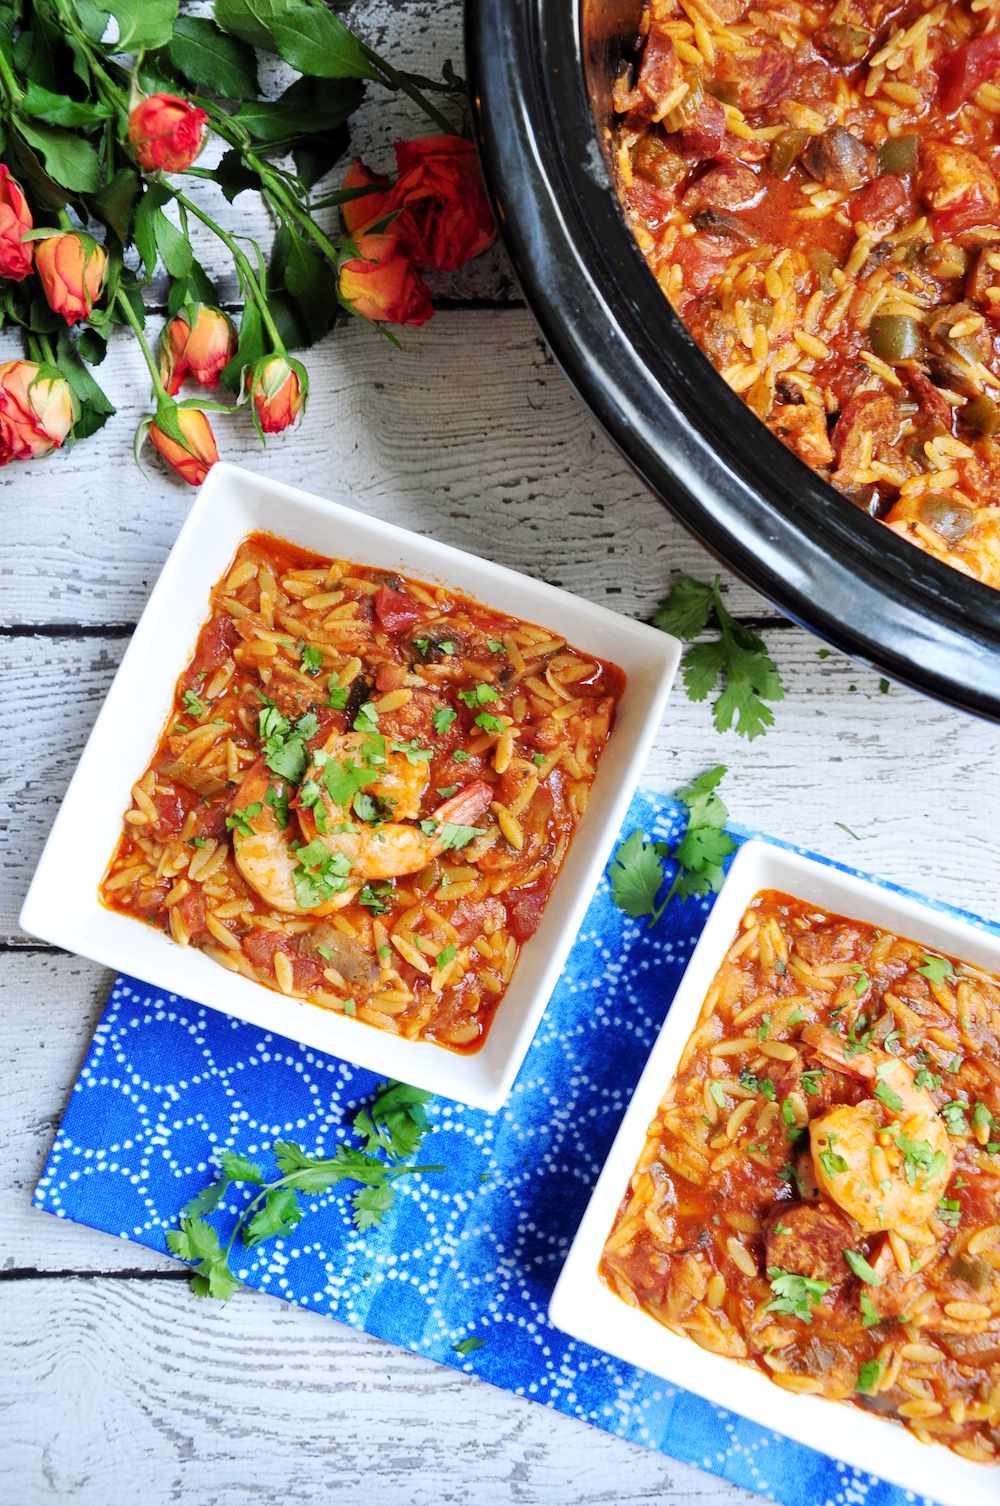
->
[0,311,772,630]
[6,628,1000,950]
[0,952,753,1505]
[0,1276,755,1506]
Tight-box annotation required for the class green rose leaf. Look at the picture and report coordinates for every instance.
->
[167,15,259,99]
[13,118,102,193]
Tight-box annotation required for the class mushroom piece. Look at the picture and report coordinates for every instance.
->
[801,126,873,193]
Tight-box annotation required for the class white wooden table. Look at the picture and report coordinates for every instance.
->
[6,6,1000,1503]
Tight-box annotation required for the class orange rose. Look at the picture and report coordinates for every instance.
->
[36,233,107,325]
[248,355,307,434]
[0,360,74,461]
[341,158,391,236]
[388,137,495,270]
[338,235,432,326]
[0,167,33,282]
[160,304,237,395]
[149,407,219,486]
[128,94,208,174]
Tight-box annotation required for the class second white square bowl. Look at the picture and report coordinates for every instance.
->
[549,837,999,1506]
[21,463,681,1111]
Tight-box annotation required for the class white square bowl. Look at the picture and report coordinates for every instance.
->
[20,462,680,1112]
[549,837,999,1506]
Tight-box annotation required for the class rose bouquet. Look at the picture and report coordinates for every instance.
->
[0,1,495,481]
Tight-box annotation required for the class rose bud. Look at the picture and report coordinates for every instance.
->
[128,93,209,174]
[338,234,432,326]
[388,136,496,271]
[248,355,308,434]
[0,166,33,282]
[149,407,219,486]
[36,233,107,325]
[341,157,391,236]
[0,360,75,461]
[160,304,237,395]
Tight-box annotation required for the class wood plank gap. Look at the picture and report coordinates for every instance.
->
[0,1266,188,1283]
[3,623,136,639]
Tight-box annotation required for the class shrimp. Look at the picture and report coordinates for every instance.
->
[803,1026,953,1233]
[297,777,494,882]
[228,759,356,916]
[318,732,429,819]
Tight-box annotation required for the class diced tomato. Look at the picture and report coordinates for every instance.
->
[672,233,733,295]
[851,173,908,228]
[243,929,288,972]
[190,616,238,676]
[176,888,208,941]
[374,584,422,633]
[506,883,553,942]
[934,192,997,237]
[624,177,677,232]
[153,789,185,833]
[939,33,1000,116]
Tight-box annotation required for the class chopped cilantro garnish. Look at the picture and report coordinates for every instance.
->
[413,638,430,656]
[757,1013,771,1042]
[189,836,207,849]
[937,1198,961,1228]
[788,1008,805,1026]
[486,639,504,653]
[438,640,455,656]
[819,1149,848,1178]
[851,966,868,996]
[458,683,501,708]
[799,1069,824,1096]
[432,706,457,736]
[390,738,433,765]
[764,1267,831,1324]
[182,688,207,718]
[844,1250,882,1286]
[226,802,262,838]
[474,711,504,734]
[316,944,333,961]
[436,784,459,798]
[298,641,324,676]
[873,1070,904,1116]
[452,750,470,763]
[353,702,379,735]
[326,673,348,710]
[265,780,290,830]
[359,883,394,915]
[898,1132,946,1188]
[437,822,484,851]
[352,792,380,824]
[914,1066,941,1092]
[941,1100,970,1136]
[533,752,546,766]
[860,1292,880,1328]
[918,954,954,987]
[378,944,392,962]
[778,1163,804,1195]
[291,840,351,909]
[435,943,457,970]
[856,1358,883,1394]
[453,1336,484,1356]
[709,1082,727,1108]
[973,1101,996,1134]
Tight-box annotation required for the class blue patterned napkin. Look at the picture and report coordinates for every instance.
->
[37,789,979,1506]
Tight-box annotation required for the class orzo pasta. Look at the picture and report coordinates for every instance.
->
[600,891,1000,1463]
[615,0,1000,587]
[100,534,625,1052]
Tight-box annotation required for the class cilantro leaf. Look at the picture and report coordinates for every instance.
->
[941,1100,970,1135]
[243,1187,304,1247]
[226,802,262,838]
[353,702,379,735]
[860,1292,880,1328]
[354,1079,433,1160]
[800,1070,824,1096]
[166,1216,242,1302]
[458,682,501,708]
[874,1078,904,1116]
[436,943,457,970]
[437,822,484,851]
[326,673,348,710]
[764,1267,831,1324]
[609,829,665,920]
[652,576,715,640]
[819,1149,848,1178]
[390,738,433,765]
[265,780,290,830]
[918,954,954,987]
[487,638,504,653]
[218,1152,265,1185]
[182,688,207,718]
[474,711,504,734]
[655,575,783,740]
[856,1358,884,1393]
[453,1336,486,1356]
[299,641,324,676]
[352,1182,396,1230]
[433,706,457,735]
[914,1067,941,1092]
[937,1197,961,1228]
[844,1249,882,1286]
[321,754,378,809]
[436,784,459,798]
[359,882,394,915]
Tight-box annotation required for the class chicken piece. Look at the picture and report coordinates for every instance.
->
[767,402,835,468]
[663,1251,709,1324]
[682,163,763,212]
[919,141,1000,233]
[801,126,873,193]
[762,1203,858,1285]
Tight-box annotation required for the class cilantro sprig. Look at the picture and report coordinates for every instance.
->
[764,1267,832,1324]
[653,575,783,740]
[609,766,737,927]
[166,1081,443,1301]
